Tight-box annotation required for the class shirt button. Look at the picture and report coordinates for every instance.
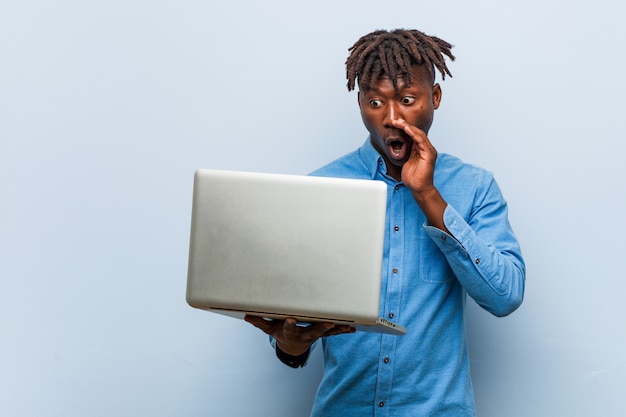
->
[441,234,446,240]
[475,258,481,264]
[394,185,400,191]
[383,356,390,364]
[388,312,394,319]
[394,225,399,231]
[392,268,398,274]
[379,401,385,408]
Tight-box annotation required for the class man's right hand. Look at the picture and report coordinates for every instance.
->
[244,315,355,356]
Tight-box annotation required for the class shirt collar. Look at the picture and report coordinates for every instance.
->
[358,137,391,181]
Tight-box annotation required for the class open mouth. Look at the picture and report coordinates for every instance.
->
[387,138,409,160]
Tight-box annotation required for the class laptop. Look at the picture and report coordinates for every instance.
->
[186,169,407,336]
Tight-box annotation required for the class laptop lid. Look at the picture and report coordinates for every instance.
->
[186,169,406,335]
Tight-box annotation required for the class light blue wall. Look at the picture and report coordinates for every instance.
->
[1,1,625,416]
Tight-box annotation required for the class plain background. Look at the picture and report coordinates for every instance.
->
[2,0,625,416]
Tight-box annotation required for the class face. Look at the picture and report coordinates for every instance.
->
[358,65,442,179]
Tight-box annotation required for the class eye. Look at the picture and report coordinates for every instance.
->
[401,96,416,105]
[369,99,383,108]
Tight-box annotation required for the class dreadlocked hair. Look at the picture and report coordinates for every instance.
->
[346,29,455,92]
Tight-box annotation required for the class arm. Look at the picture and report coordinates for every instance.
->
[425,188,525,316]
[394,118,525,316]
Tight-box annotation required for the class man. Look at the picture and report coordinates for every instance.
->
[246,28,525,416]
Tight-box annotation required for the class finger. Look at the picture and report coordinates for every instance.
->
[391,118,408,130]
[299,322,339,341]
[401,127,435,161]
[283,318,298,330]
[322,325,356,337]
[392,118,425,140]
[244,315,279,334]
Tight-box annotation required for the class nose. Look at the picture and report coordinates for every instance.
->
[383,101,401,127]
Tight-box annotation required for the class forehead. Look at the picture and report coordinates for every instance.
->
[363,65,433,93]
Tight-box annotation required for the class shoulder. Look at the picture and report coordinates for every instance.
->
[435,153,494,185]
[309,148,373,180]
[435,153,503,213]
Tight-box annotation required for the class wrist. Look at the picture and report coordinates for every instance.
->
[276,340,309,357]
[410,187,449,233]
[409,185,438,201]
[275,344,310,368]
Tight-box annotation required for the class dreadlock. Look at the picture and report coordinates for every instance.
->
[346,29,455,92]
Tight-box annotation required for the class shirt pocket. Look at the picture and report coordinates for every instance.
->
[419,234,455,283]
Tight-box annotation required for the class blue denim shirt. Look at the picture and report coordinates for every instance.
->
[302,138,525,416]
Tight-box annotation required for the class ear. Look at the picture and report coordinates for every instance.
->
[432,83,442,110]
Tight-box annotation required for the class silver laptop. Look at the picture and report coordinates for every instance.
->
[186,169,406,336]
